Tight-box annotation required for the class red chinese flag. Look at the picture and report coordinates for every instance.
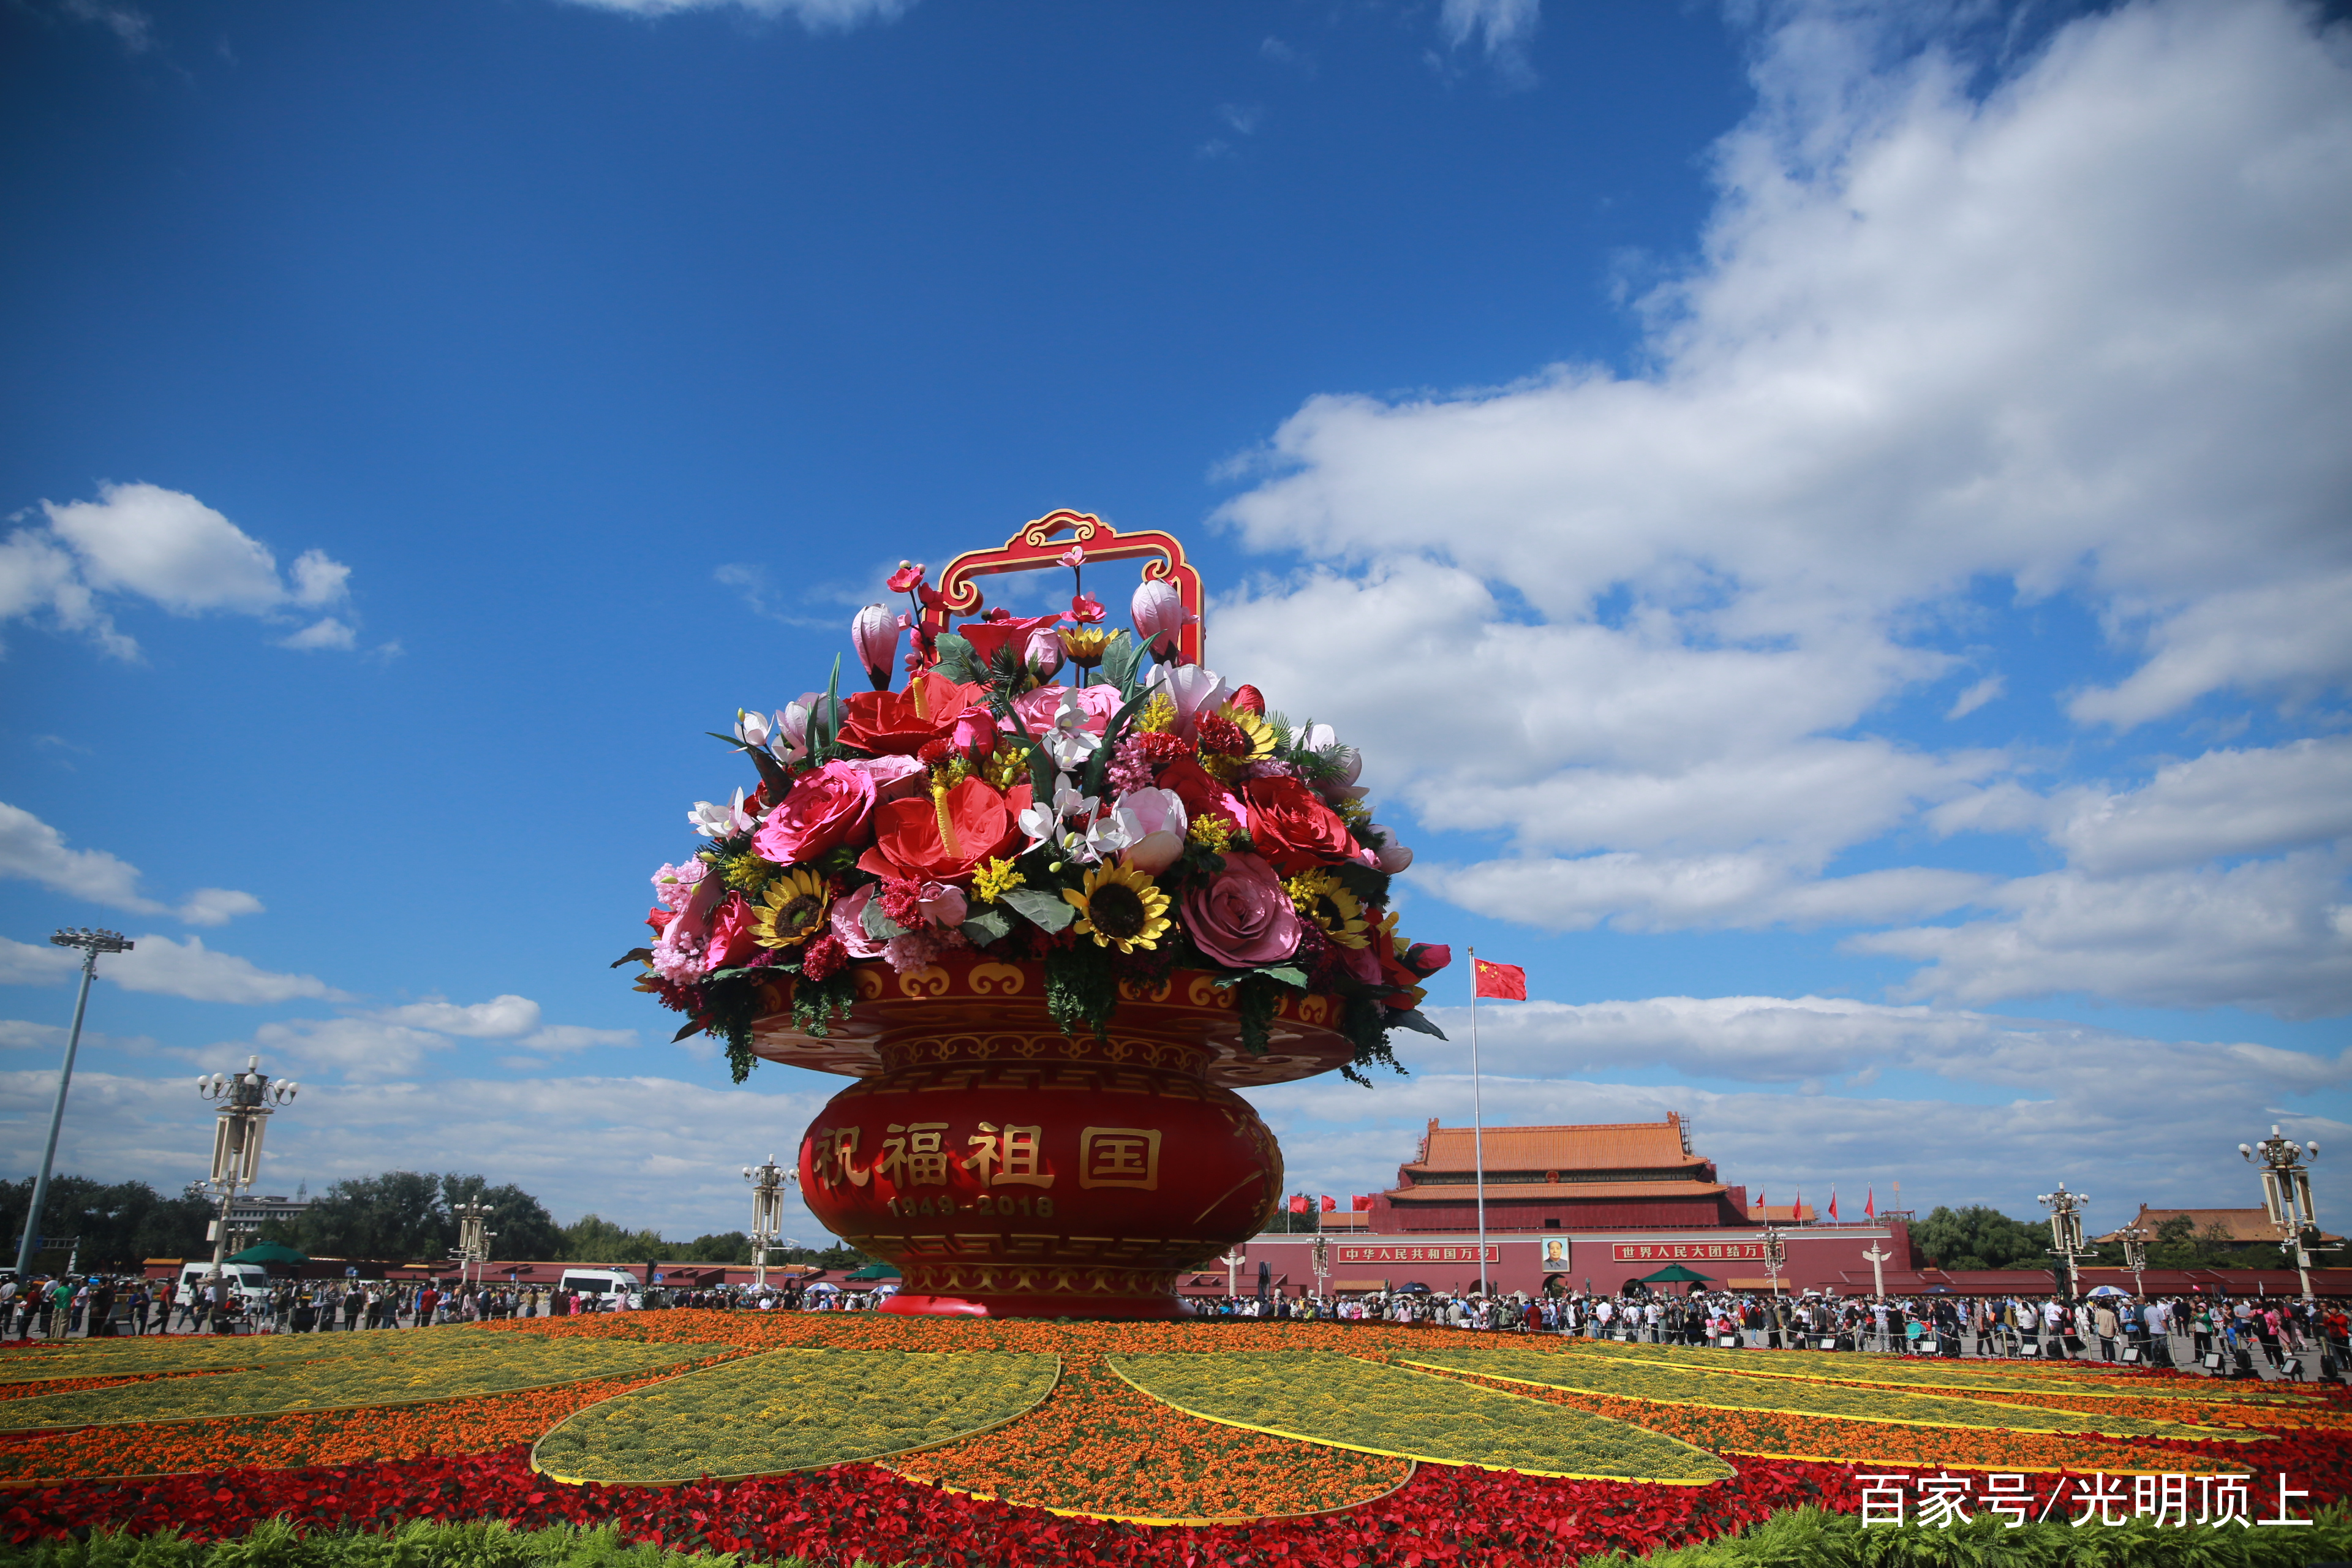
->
[1472,959,1526,1000]
[1865,1187,1876,1219]
[1288,1193,1309,1215]
[1828,1186,1839,1221]
[1352,1194,1374,1212]
[1319,1195,1335,1212]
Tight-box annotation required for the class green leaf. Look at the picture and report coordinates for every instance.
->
[961,907,1014,946]
[611,947,654,969]
[1330,861,1391,910]
[932,633,984,686]
[1100,626,1145,698]
[861,902,908,941]
[1000,886,1077,932]
[1254,965,1311,989]
[671,1020,707,1042]
[1388,1008,1447,1039]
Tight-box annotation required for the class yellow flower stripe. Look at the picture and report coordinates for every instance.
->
[1396,1349,2258,1442]
[1105,1350,1731,1485]
[0,1333,712,1430]
[897,1462,1421,1529]
[1576,1339,2301,1404]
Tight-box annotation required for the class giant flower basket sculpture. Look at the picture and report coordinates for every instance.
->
[624,511,1450,1317]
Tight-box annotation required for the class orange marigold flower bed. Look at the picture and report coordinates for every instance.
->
[891,1349,1408,1522]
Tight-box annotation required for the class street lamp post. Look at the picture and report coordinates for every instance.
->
[743,1156,793,1291]
[2117,1224,2150,1298]
[1311,1234,1330,1302]
[1760,1221,1787,1300]
[196,1055,298,1293]
[2037,1182,2094,1300]
[13,929,134,1280]
[451,1199,494,1291]
[2241,1126,2325,1303]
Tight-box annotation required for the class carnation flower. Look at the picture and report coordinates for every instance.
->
[799,932,850,982]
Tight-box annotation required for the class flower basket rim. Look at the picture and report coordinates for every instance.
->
[748,954,1360,1088]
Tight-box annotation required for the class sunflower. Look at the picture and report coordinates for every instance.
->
[752,868,834,949]
[1061,863,1174,953]
[1286,870,1371,949]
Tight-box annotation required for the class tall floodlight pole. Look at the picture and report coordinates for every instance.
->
[2037,1182,2093,1300]
[195,1055,298,1287]
[743,1156,792,1290]
[15,929,134,1280]
[2241,1126,2324,1303]
[1466,948,1490,1297]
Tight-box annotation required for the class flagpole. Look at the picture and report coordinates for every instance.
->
[1470,948,1488,1297]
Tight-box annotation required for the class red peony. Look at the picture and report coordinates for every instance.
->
[752,761,876,864]
[858,777,1030,884]
[1239,774,1358,874]
[837,672,987,756]
[1155,756,1245,834]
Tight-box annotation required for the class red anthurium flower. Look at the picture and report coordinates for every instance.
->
[837,673,988,756]
[858,777,1030,884]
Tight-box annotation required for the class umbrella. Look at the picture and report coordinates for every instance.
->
[1637,1263,1714,1284]
[804,1281,842,1294]
[844,1264,902,1281]
[2086,1284,2130,1297]
[227,1242,311,1267]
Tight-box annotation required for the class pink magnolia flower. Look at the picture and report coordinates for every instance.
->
[918,881,968,927]
[1110,786,1188,875]
[1181,852,1302,970]
[1023,625,1065,679]
[1370,824,1414,873]
[1057,543,1086,570]
[841,753,931,805]
[1131,579,1196,659]
[852,605,902,691]
[1142,662,1231,736]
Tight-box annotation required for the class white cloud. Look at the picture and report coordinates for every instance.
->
[105,935,345,1006]
[1208,0,2352,1015]
[375,995,544,1037]
[0,801,267,928]
[252,1017,452,1080]
[0,801,156,911]
[279,617,356,652]
[2048,737,2352,876]
[57,0,154,52]
[1850,849,2352,1018]
[554,0,909,28]
[175,888,266,927]
[1438,0,1539,83]
[1945,674,2003,719]
[0,939,78,987]
[514,1024,640,1054]
[4,483,358,657]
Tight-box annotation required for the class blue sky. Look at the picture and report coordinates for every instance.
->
[4,0,2348,1246]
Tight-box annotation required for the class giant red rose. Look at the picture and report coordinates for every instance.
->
[1239,774,1358,873]
[752,760,876,864]
[856,777,1030,884]
[1155,757,1244,833]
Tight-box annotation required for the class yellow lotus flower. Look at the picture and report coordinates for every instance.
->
[1287,870,1370,949]
[752,868,833,949]
[1061,863,1173,953]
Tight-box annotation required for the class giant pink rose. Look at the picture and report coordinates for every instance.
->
[704,893,763,972]
[752,760,876,865]
[1181,852,1302,970]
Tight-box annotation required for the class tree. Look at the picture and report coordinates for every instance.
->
[438,1175,565,1260]
[679,1231,752,1264]
[296,1171,448,1261]
[0,1177,212,1270]
[560,1213,668,1263]
[1909,1205,2053,1272]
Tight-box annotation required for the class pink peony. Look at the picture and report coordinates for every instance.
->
[830,883,887,959]
[1180,853,1302,970]
[753,761,877,865]
[842,753,931,805]
[1008,682,1123,738]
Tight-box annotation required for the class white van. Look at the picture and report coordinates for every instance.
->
[176,1261,271,1310]
[557,1268,640,1306]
